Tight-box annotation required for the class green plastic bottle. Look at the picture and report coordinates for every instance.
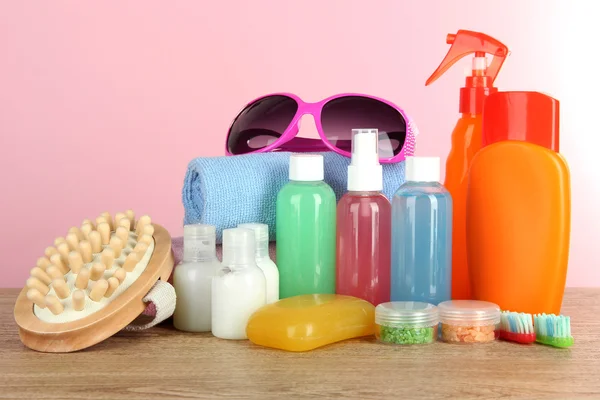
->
[276,154,337,298]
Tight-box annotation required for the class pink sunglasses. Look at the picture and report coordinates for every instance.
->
[225,93,417,163]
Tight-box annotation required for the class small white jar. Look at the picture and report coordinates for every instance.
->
[173,224,221,333]
[212,228,267,340]
[238,223,279,304]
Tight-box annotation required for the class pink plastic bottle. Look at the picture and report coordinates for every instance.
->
[336,129,391,306]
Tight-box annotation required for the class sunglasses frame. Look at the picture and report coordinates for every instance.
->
[225,92,416,163]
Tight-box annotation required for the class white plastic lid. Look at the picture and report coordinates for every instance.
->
[289,154,324,181]
[375,301,438,328]
[183,223,215,239]
[237,223,269,257]
[347,129,383,191]
[438,300,501,326]
[405,156,440,182]
[221,227,256,265]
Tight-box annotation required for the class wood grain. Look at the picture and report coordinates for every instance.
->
[0,288,599,399]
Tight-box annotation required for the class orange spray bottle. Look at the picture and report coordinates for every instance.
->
[425,30,509,300]
[467,92,570,315]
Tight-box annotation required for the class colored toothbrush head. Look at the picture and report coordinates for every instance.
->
[499,311,536,344]
[534,313,574,348]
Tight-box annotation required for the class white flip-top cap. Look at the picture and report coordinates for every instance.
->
[405,156,440,182]
[347,129,383,191]
[289,154,324,181]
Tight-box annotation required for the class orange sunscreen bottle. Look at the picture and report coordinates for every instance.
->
[467,92,570,315]
[426,30,509,299]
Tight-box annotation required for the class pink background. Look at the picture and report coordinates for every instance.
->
[1,1,598,287]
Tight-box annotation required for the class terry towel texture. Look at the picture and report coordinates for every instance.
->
[183,152,406,242]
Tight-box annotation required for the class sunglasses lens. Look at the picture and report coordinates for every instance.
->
[227,95,298,154]
[321,96,406,158]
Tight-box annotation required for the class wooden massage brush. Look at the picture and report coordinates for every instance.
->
[14,210,174,352]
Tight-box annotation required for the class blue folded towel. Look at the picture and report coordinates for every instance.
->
[182,152,405,242]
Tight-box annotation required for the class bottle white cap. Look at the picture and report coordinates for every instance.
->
[222,228,256,265]
[347,129,383,191]
[289,154,324,181]
[183,224,216,261]
[183,223,215,239]
[238,223,269,258]
[405,156,440,182]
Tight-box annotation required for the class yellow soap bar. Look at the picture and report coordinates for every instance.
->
[246,294,375,352]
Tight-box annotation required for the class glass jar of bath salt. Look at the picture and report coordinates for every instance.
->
[438,300,501,343]
[375,301,438,345]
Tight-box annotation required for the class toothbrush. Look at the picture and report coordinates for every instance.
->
[534,313,574,348]
[499,311,536,344]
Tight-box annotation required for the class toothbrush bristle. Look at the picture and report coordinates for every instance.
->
[534,313,572,339]
[501,311,533,334]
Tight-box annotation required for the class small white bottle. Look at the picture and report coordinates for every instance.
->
[238,223,279,304]
[212,228,267,340]
[173,224,221,332]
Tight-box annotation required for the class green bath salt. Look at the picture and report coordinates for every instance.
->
[374,302,439,345]
[378,325,436,345]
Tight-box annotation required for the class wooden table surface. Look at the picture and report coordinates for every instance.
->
[1,288,599,399]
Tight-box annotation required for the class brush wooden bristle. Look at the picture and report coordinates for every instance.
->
[50,254,69,275]
[54,237,67,247]
[27,289,46,309]
[89,231,102,254]
[113,267,127,283]
[125,210,135,229]
[135,215,152,236]
[105,277,120,298]
[109,237,124,258]
[137,234,153,247]
[45,295,64,315]
[45,246,58,259]
[27,277,49,296]
[90,263,106,281]
[101,248,115,270]
[72,290,85,311]
[69,226,84,241]
[30,267,52,286]
[79,240,93,263]
[65,233,80,252]
[101,212,114,231]
[81,223,93,241]
[52,278,70,299]
[122,252,138,272]
[68,251,84,274]
[115,226,129,245]
[82,219,95,229]
[46,265,64,282]
[75,268,90,290]
[89,280,108,302]
[133,242,148,259]
[36,257,51,270]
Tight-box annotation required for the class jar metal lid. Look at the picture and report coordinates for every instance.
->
[375,301,438,327]
[438,300,501,326]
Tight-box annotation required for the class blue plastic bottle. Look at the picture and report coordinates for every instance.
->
[391,156,452,305]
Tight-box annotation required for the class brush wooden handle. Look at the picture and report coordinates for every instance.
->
[75,268,90,290]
